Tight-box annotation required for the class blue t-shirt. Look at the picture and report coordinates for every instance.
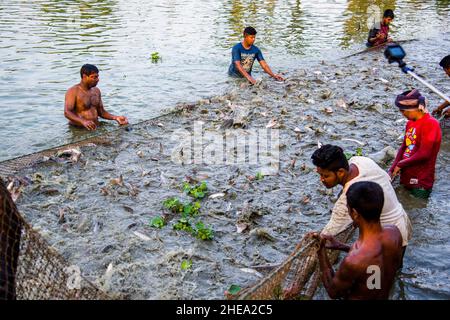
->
[228,42,264,77]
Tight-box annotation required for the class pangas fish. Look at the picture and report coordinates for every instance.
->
[335,98,348,110]
[266,118,280,129]
[209,193,226,199]
[58,208,66,224]
[136,150,144,158]
[249,228,276,241]
[369,146,397,166]
[342,138,365,146]
[239,268,264,278]
[236,222,249,233]
[110,175,124,187]
[103,263,114,290]
[133,231,151,241]
[55,148,82,163]
[320,89,332,99]
[7,178,22,202]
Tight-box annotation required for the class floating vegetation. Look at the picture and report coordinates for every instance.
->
[344,147,364,160]
[181,260,193,271]
[151,52,161,63]
[183,181,208,199]
[150,216,165,228]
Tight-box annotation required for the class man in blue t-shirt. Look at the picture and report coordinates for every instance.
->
[228,26,284,85]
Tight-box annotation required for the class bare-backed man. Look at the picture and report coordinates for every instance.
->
[64,64,128,131]
[314,181,403,300]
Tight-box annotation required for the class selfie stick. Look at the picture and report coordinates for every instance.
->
[402,65,450,109]
[385,44,450,117]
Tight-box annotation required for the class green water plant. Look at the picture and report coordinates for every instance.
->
[163,180,214,241]
[355,147,363,156]
[183,181,208,199]
[150,216,165,228]
[173,217,194,233]
[173,218,214,241]
[194,221,214,241]
[182,201,201,217]
[151,52,161,63]
[227,284,242,295]
[163,197,200,217]
[163,197,184,213]
[344,147,364,160]
[181,259,193,271]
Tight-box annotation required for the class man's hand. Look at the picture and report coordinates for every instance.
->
[306,232,327,248]
[82,120,97,131]
[321,234,340,249]
[272,74,285,81]
[115,116,129,125]
[432,107,450,117]
[432,107,442,116]
[305,231,320,239]
[249,77,257,85]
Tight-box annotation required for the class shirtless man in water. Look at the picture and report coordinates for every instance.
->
[313,181,403,300]
[64,64,128,130]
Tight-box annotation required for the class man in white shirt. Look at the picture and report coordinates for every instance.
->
[310,145,412,253]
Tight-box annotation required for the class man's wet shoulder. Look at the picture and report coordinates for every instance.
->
[66,84,81,96]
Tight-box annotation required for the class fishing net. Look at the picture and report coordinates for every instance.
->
[0,135,114,177]
[0,108,355,300]
[0,177,112,300]
[229,225,355,300]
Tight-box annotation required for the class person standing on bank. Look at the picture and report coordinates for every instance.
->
[228,26,285,85]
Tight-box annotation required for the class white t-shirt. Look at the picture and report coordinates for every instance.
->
[321,156,412,246]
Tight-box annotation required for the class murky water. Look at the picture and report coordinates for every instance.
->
[1,0,449,161]
[10,31,450,299]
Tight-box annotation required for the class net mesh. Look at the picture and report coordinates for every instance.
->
[1,177,112,300]
[229,226,355,300]
[0,113,354,300]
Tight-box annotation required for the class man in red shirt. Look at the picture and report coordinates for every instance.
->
[389,89,442,198]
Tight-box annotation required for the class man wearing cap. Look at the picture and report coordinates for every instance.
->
[228,26,284,85]
[390,89,442,198]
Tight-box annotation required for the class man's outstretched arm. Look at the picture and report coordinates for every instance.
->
[64,88,97,130]
[321,234,351,252]
[432,100,450,116]
[259,60,284,81]
[234,61,257,85]
[96,90,128,125]
[317,237,356,299]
